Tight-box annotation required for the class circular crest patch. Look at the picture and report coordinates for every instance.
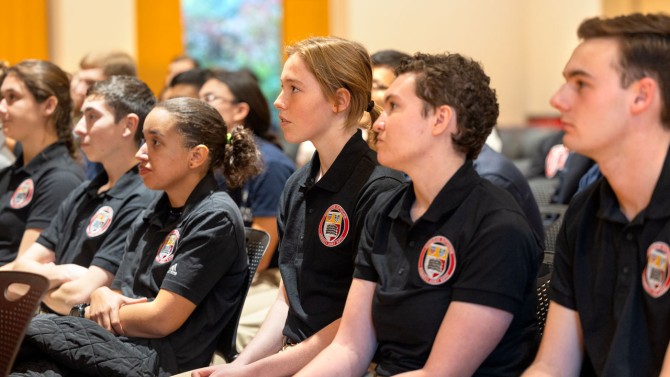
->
[156,229,180,264]
[10,179,34,209]
[318,204,350,247]
[418,236,457,285]
[642,241,670,298]
[86,206,114,238]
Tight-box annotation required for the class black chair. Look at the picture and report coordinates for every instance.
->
[0,271,49,377]
[216,227,270,362]
[540,204,568,252]
[529,177,558,208]
[536,262,552,337]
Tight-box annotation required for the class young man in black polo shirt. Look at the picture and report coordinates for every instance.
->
[297,53,540,376]
[524,13,670,376]
[4,76,157,314]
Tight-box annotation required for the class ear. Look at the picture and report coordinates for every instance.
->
[42,96,58,117]
[122,114,140,139]
[232,102,250,124]
[631,77,657,116]
[431,105,456,136]
[188,144,210,170]
[332,88,351,113]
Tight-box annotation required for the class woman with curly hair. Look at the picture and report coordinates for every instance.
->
[297,53,541,376]
[12,98,262,376]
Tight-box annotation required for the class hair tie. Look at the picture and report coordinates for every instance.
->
[227,133,232,144]
[366,100,375,113]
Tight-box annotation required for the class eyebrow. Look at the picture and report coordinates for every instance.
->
[564,69,592,80]
[146,129,164,137]
[384,93,399,104]
[281,77,303,86]
[81,106,100,114]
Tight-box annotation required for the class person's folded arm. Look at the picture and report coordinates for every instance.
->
[12,243,87,288]
[42,265,115,314]
[114,288,196,338]
[522,302,585,377]
[397,301,513,377]
[17,228,43,257]
[294,278,377,377]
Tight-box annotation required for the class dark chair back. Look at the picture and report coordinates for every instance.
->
[0,271,49,377]
[540,204,568,252]
[536,242,557,337]
[217,227,270,362]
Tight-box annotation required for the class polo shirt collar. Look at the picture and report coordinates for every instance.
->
[13,141,69,175]
[304,130,369,193]
[389,160,479,223]
[85,165,142,199]
[598,144,670,223]
[145,172,219,225]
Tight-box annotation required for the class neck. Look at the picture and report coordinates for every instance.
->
[311,124,357,177]
[165,171,207,208]
[407,152,465,222]
[21,133,59,165]
[598,128,670,221]
[99,149,139,193]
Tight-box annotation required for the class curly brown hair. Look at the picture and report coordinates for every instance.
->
[157,98,262,188]
[395,53,499,159]
[578,13,670,129]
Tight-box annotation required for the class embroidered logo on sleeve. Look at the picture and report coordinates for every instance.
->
[642,241,670,298]
[156,229,180,264]
[318,204,350,247]
[86,206,114,237]
[418,236,457,285]
[10,178,34,209]
[167,263,178,276]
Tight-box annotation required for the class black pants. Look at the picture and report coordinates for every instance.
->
[11,314,176,377]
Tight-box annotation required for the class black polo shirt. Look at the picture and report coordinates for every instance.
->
[550,146,670,376]
[355,160,540,376]
[36,166,157,274]
[111,173,248,373]
[0,142,84,265]
[278,130,404,342]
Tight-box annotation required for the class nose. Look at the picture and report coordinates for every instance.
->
[73,116,86,138]
[373,111,387,133]
[274,90,286,110]
[0,98,7,116]
[550,84,570,113]
[135,142,148,162]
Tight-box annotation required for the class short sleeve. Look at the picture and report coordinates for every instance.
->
[548,214,577,309]
[26,169,84,230]
[159,208,246,305]
[451,210,539,314]
[36,182,86,250]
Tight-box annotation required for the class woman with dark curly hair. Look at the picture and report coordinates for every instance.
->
[0,60,84,266]
[11,98,262,376]
[297,53,541,376]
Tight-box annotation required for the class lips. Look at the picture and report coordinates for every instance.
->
[138,165,151,176]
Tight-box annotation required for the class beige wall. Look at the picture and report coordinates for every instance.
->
[331,0,600,126]
[48,0,602,125]
[49,0,136,73]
